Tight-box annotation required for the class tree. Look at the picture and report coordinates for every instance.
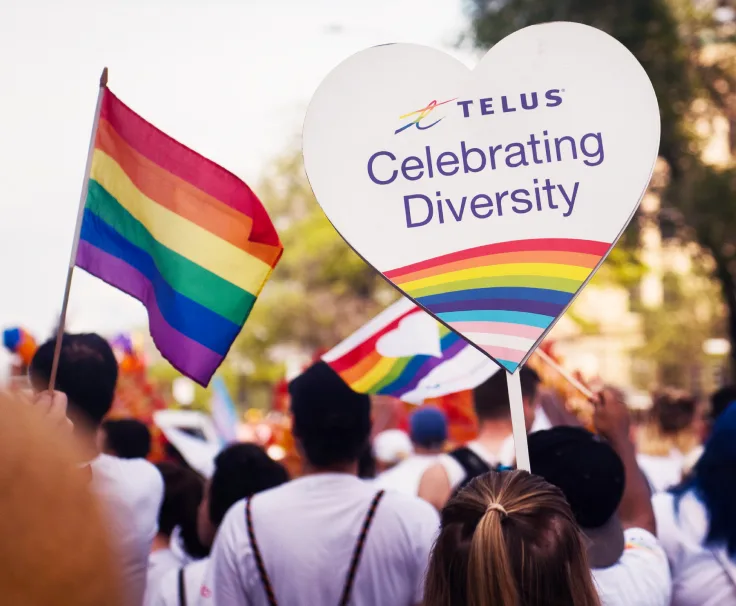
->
[228,149,397,388]
[467,0,736,373]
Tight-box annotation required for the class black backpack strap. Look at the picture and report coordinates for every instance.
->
[449,447,492,491]
[338,490,386,606]
[245,497,279,606]
[178,567,187,606]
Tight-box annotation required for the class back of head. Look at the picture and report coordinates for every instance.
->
[710,385,736,422]
[651,389,697,435]
[686,401,736,556]
[101,419,151,459]
[156,463,207,558]
[29,333,118,428]
[0,392,123,606]
[410,407,448,450]
[528,427,624,530]
[472,366,540,422]
[289,361,371,468]
[208,443,289,527]
[425,470,600,606]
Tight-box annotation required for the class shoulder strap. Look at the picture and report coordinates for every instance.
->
[245,497,279,606]
[177,567,187,606]
[338,490,386,606]
[449,447,492,491]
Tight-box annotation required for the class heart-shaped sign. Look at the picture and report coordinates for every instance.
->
[303,22,660,373]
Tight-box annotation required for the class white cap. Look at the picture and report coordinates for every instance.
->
[373,429,413,464]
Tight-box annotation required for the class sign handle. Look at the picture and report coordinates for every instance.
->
[507,370,530,472]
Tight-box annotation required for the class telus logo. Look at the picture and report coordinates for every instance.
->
[456,89,564,118]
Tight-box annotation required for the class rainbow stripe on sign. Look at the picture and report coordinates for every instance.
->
[328,310,466,398]
[384,238,610,372]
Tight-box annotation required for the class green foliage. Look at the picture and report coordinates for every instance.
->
[230,149,396,382]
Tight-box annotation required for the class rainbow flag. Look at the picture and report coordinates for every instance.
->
[76,89,283,386]
[323,298,498,403]
[384,238,608,373]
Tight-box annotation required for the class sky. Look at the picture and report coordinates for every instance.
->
[0,0,477,372]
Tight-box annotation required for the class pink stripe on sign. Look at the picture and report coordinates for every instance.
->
[478,345,527,363]
[450,321,545,339]
[76,240,224,386]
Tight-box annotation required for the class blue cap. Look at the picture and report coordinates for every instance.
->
[409,407,448,448]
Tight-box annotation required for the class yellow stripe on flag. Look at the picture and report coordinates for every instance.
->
[91,150,272,294]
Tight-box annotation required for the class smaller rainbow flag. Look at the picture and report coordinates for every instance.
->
[384,238,608,373]
[323,298,498,403]
[76,88,283,385]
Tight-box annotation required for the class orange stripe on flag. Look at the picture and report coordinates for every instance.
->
[96,118,282,267]
[340,349,384,386]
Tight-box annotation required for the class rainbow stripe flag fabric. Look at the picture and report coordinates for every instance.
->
[384,238,608,373]
[76,89,283,386]
[323,298,498,403]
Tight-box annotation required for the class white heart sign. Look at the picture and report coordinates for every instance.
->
[303,22,660,373]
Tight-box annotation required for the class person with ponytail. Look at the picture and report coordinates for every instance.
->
[424,469,601,606]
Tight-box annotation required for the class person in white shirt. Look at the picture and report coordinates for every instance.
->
[152,443,289,606]
[208,361,440,606]
[30,333,165,606]
[376,407,447,496]
[418,366,541,510]
[145,463,208,605]
[653,401,736,606]
[528,389,672,606]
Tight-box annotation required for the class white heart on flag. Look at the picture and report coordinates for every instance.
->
[375,310,442,358]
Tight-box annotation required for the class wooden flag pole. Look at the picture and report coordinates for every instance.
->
[507,370,530,472]
[535,348,596,402]
[47,67,109,392]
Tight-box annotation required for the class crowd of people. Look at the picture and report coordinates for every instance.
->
[1,331,735,605]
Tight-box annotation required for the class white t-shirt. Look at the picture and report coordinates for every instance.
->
[145,528,197,606]
[592,528,672,606]
[151,558,210,606]
[637,451,685,493]
[207,473,440,606]
[375,454,438,496]
[653,490,736,606]
[90,454,164,606]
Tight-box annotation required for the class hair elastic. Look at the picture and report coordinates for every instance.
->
[486,502,508,517]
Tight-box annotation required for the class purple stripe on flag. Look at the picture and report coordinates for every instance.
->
[394,337,467,397]
[76,240,223,386]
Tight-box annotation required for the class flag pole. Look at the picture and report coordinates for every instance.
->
[47,67,108,392]
[534,348,596,402]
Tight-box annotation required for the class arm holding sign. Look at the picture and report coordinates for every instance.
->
[594,388,656,534]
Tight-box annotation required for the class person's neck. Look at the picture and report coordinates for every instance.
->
[414,445,442,456]
[74,424,101,463]
[475,420,513,454]
[301,461,359,477]
[151,534,171,553]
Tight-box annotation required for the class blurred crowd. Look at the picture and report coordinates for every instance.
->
[1,332,735,606]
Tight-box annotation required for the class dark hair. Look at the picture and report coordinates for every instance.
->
[711,385,736,422]
[357,443,377,479]
[289,362,371,468]
[156,463,208,559]
[208,444,289,527]
[101,419,151,459]
[651,389,697,434]
[472,366,541,422]
[425,470,601,606]
[672,402,736,556]
[29,333,118,427]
